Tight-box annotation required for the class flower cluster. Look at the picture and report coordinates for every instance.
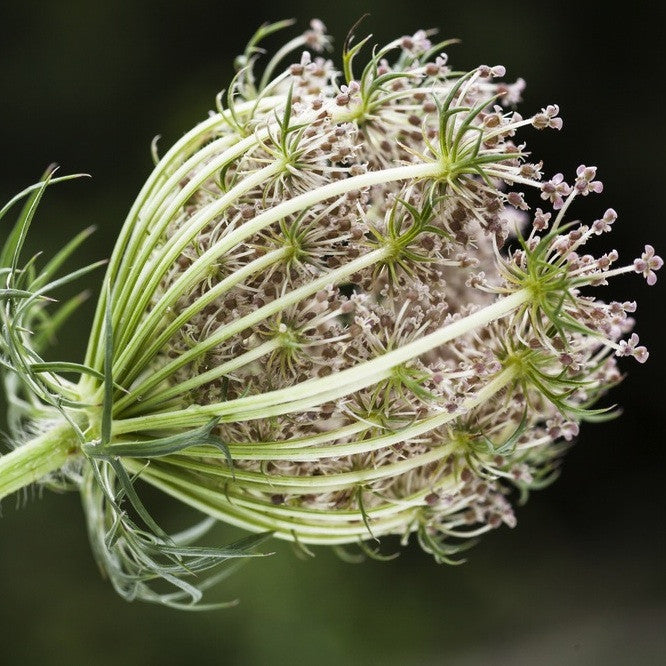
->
[100,21,660,554]
[0,20,660,607]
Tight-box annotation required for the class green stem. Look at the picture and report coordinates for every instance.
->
[0,423,78,501]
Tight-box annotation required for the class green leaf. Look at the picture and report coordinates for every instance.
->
[258,20,312,92]
[421,38,461,64]
[2,170,52,274]
[157,531,273,559]
[108,457,168,539]
[29,225,96,292]
[102,284,113,446]
[0,171,87,224]
[0,169,89,273]
[86,419,233,467]
[32,259,107,298]
[28,361,105,381]
[479,408,529,455]
[0,288,34,300]
[244,19,296,59]
[32,290,90,351]
[83,455,273,609]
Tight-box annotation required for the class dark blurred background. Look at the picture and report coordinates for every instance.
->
[1,2,664,665]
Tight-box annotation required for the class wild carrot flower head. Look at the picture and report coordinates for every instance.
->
[0,19,660,608]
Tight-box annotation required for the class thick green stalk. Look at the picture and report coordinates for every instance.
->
[0,423,79,501]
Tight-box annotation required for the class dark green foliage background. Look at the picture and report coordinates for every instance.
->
[1,2,664,664]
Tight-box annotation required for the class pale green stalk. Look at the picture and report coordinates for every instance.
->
[120,367,516,542]
[119,464,429,542]
[0,423,78,501]
[112,246,391,412]
[113,288,528,433]
[98,99,352,365]
[129,339,282,414]
[114,246,290,395]
[83,96,283,373]
[110,160,286,359]
[180,421,371,454]
[110,159,443,391]
[212,367,518,460]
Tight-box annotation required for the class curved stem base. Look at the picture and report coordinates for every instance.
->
[0,423,78,500]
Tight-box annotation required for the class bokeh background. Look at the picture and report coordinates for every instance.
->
[1,2,664,664]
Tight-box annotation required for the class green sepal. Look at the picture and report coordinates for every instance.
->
[471,408,529,456]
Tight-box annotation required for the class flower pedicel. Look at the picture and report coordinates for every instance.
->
[0,20,660,608]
